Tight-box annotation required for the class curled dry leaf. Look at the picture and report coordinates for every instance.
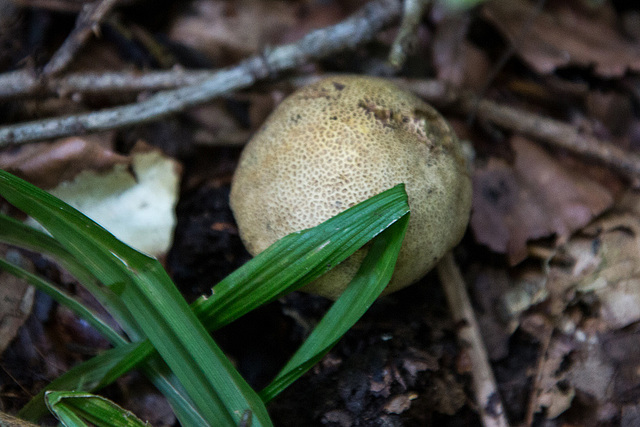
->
[527,190,640,421]
[471,136,617,264]
[0,135,127,189]
[483,0,640,77]
[383,393,416,415]
[547,210,640,330]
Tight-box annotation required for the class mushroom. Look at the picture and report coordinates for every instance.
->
[230,75,472,300]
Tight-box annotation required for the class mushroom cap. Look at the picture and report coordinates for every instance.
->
[230,75,472,299]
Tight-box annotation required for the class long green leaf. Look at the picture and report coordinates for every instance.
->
[193,184,410,331]
[1,169,410,426]
[0,170,270,426]
[0,257,125,345]
[0,214,142,340]
[45,391,149,427]
[19,343,142,421]
[16,182,410,411]
[260,213,410,402]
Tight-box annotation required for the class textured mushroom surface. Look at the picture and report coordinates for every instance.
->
[230,75,472,299]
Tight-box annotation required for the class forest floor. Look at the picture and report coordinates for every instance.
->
[1,0,640,426]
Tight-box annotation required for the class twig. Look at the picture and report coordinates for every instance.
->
[437,253,510,427]
[462,96,640,181]
[0,69,217,100]
[388,0,429,68]
[524,321,554,426]
[0,70,42,99]
[0,0,402,146]
[42,0,120,76]
[404,80,640,181]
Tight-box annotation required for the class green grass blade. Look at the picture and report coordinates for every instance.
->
[0,169,271,427]
[140,357,211,427]
[114,265,272,426]
[192,184,410,331]
[16,185,410,425]
[259,213,410,402]
[0,169,409,426]
[19,343,141,421]
[0,214,142,340]
[45,391,149,427]
[20,342,210,427]
[0,257,125,345]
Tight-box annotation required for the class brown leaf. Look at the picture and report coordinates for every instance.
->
[168,0,299,64]
[549,210,640,329]
[483,1,640,77]
[0,248,35,356]
[432,14,491,91]
[0,135,127,189]
[383,393,416,415]
[533,337,577,419]
[471,136,615,264]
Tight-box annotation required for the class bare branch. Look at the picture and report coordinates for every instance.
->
[404,79,640,180]
[43,0,120,76]
[0,0,402,146]
[437,253,511,427]
[388,0,430,68]
[0,69,217,100]
[464,96,640,181]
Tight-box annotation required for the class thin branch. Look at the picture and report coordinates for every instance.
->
[0,0,402,146]
[42,0,120,76]
[0,70,42,99]
[437,253,510,427]
[404,80,640,181]
[388,0,430,69]
[463,96,640,181]
[0,69,216,100]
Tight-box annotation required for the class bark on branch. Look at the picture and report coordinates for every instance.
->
[0,0,402,146]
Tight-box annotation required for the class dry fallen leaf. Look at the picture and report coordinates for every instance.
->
[471,136,616,264]
[532,336,576,419]
[169,0,299,64]
[0,135,126,189]
[383,393,416,414]
[483,0,640,77]
[0,248,35,355]
[30,146,181,258]
[432,13,491,91]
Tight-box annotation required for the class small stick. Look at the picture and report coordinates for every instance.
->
[0,69,215,100]
[388,0,430,69]
[42,0,120,76]
[437,253,510,427]
[404,80,640,181]
[0,0,402,146]
[461,96,640,181]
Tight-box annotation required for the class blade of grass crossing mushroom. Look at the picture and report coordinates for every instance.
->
[0,170,271,427]
[0,169,409,425]
[192,184,411,331]
[5,178,409,425]
[260,213,410,402]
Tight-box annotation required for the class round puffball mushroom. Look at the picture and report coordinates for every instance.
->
[230,75,472,300]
